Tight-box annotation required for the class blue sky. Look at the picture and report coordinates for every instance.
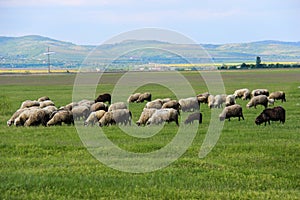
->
[0,0,299,45]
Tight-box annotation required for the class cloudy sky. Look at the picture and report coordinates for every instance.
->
[0,0,299,45]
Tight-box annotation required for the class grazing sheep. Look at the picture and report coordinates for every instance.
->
[95,93,111,104]
[184,112,202,124]
[219,104,244,121]
[146,108,179,126]
[37,96,50,102]
[197,92,210,104]
[42,105,57,113]
[136,108,157,126]
[233,88,251,100]
[99,109,132,126]
[255,106,285,126]
[84,110,106,126]
[155,98,172,104]
[251,89,269,97]
[39,100,55,108]
[207,95,215,109]
[14,108,39,126]
[179,97,200,112]
[98,112,115,127]
[162,100,181,115]
[213,94,226,108]
[24,109,51,127]
[225,95,236,107]
[7,108,28,126]
[78,99,94,109]
[20,100,40,109]
[90,102,108,112]
[268,91,286,102]
[127,93,141,103]
[246,95,274,109]
[72,105,90,120]
[47,110,74,126]
[145,99,163,109]
[108,102,127,111]
[60,102,78,111]
[136,92,152,103]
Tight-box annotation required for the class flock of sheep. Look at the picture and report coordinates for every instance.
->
[7,88,286,128]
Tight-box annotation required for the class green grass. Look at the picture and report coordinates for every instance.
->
[0,69,299,199]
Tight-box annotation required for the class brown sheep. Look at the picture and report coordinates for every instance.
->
[219,104,244,121]
[136,92,152,103]
[162,100,181,115]
[184,112,202,124]
[268,91,286,102]
[95,93,111,104]
[145,100,163,109]
[90,102,108,112]
[127,93,141,103]
[37,96,50,102]
[98,112,116,127]
[47,110,74,126]
[251,89,269,97]
[255,106,285,126]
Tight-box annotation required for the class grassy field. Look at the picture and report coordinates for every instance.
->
[0,69,299,199]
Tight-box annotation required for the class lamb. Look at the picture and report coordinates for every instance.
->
[178,97,200,112]
[219,104,244,121]
[213,94,226,108]
[197,92,210,104]
[246,95,274,109]
[95,93,111,104]
[251,89,269,97]
[146,108,179,126]
[90,102,108,112]
[108,102,127,111]
[47,110,74,126]
[225,94,236,107]
[37,96,50,102]
[145,99,163,109]
[136,108,157,126]
[184,112,202,124]
[72,105,90,120]
[84,110,106,126]
[20,100,40,109]
[255,106,285,126]
[99,109,132,126]
[39,100,55,108]
[136,92,152,103]
[161,100,181,115]
[127,93,141,103]
[233,88,251,100]
[24,109,51,127]
[268,91,286,102]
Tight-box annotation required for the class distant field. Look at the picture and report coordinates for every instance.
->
[0,69,299,199]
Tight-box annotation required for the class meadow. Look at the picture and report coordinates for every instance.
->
[0,69,299,199]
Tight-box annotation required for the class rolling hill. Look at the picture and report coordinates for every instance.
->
[0,35,299,69]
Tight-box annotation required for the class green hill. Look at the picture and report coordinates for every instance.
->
[0,35,299,69]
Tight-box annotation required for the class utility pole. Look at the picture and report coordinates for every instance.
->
[44,47,55,73]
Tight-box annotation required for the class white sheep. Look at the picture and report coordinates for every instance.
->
[84,110,106,126]
[179,97,199,112]
[268,91,286,102]
[20,100,40,109]
[219,104,244,121]
[108,102,127,111]
[233,88,250,100]
[251,89,269,97]
[146,108,179,126]
[246,95,274,109]
[145,99,163,109]
[225,94,236,107]
[136,108,157,126]
[213,94,226,108]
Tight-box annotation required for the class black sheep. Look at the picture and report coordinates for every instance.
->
[255,106,285,126]
[95,93,111,104]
